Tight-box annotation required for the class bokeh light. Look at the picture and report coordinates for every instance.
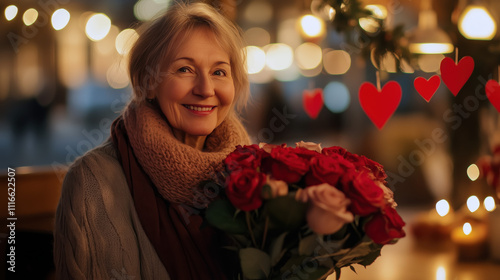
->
[245,46,266,74]
[459,6,497,40]
[299,15,325,38]
[463,222,472,235]
[244,27,271,47]
[23,8,38,26]
[436,266,446,280]
[115,28,139,55]
[107,60,130,89]
[467,195,480,213]
[323,50,351,75]
[278,19,302,48]
[265,43,294,71]
[484,196,496,212]
[359,5,387,33]
[310,0,334,20]
[467,164,480,181]
[51,9,71,31]
[435,199,450,217]
[418,54,444,73]
[295,43,322,70]
[85,13,112,41]
[323,81,350,113]
[134,0,169,21]
[5,5,18,21]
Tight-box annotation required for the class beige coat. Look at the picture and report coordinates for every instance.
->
[53,141,170,280]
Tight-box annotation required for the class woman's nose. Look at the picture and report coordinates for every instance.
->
[193,74,215,97]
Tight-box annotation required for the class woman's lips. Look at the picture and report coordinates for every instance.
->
[183,104,216,115]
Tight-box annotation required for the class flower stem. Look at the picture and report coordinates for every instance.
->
[246,211,258,248]
[261,216,269,250]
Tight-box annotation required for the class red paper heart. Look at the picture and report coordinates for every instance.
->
[414,75,441,102]
[440,56,474,96]
[359,81,402,130]
[303,88,324,119]
[486,80,500,112]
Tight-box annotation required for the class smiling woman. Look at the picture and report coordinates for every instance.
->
[53,2,251,280]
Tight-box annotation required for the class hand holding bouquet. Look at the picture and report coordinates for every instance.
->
[206,142,405,280]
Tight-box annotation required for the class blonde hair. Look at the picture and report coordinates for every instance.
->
[128,2,249,112]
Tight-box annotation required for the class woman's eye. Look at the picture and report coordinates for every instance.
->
[178,67,191,73]
[213,70,226,76]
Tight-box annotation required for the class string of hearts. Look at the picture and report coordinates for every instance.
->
[303,54,500,130]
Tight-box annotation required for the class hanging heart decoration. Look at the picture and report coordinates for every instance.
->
[359,81,402,130]
[486,79,500,113]
[303,88,324,119]
[440,56,474,96]
[414,75,441,102]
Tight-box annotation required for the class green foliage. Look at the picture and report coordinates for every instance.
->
[205,199,247,234]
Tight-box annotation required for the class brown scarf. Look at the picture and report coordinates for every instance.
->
[111,102,249,279]
[122,101,249,206]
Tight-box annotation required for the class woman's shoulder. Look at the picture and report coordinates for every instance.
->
[61,140,128,201]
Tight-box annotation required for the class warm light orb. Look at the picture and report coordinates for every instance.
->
[463,222,472,235]
[359,5,387,33]
[23,8,38,26]
[85,13,112,41]
[436,266,446,280]
[467,163,480,181]
[244,27,271,47]
[323,50,351,75]
[467,195,480,213]
[409,43,454,54]
[5,5,18,21]
[134,0,169,21]
[115,28,139,55]
[245,46,266,74]
[295,42,322,70]
[459,6,497,40]
[299,15,325,38]
[265,43,293,71]
[484,196,496,212]
[436,199,450,217]
[51,9,71,31]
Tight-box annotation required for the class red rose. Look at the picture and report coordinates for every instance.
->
[340,172,385,216]
[264,147,310,183]
[365,205,406,244]
[224,144,263,172]
[226,168,266,211]
[322,146,348,157]
[293,147,321,161]
[305,154,355,187]
[344,153,387,182]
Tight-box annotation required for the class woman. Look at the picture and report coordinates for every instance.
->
[54,2,250,279]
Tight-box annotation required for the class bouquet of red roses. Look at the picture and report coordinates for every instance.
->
[206,142,405,280]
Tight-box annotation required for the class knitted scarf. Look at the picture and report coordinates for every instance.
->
[111,102,249,279]
[121,102,250,206]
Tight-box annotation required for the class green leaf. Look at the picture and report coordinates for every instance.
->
[334,240,381,268]
[265,195,306,230]
[205,199,247,234]
[239,248,271,279]
[270,232,288,266]
[298,234,318,256]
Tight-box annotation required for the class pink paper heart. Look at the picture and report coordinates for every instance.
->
[359,81,402,130]
[303,88,324,119]
[414,75,441,102]
[486,79,500,113]
[440,56,474,96]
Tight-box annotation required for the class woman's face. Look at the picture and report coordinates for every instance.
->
[154,27,235,137]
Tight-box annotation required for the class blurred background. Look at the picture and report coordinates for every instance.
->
[1,0,500,279]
